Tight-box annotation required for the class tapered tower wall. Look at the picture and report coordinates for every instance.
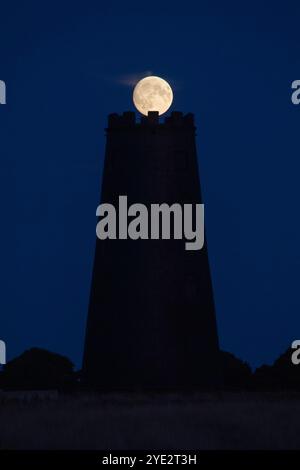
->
[83,111,220,389]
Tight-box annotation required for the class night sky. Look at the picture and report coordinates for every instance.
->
[1,1,300,369]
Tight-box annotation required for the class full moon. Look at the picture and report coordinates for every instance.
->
[133,76,173,116]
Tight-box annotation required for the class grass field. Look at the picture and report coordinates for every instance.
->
[1,392,300,449]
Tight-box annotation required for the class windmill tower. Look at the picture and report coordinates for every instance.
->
[83,110,220,389]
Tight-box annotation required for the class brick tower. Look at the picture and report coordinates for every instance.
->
[83,111,220,389]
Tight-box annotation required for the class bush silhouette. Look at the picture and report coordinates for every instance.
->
[2,346,299,392]
[1,347,74,390]
[220,351,252,389]
[253,347,300,390]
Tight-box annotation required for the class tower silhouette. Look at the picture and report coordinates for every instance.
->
[83,111,220,389]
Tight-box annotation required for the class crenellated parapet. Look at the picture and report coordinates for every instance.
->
[107,111,195,129]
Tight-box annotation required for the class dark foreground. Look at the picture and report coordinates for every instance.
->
[1,392,300,450]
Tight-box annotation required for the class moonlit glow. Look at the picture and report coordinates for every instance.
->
[133,76,173,116]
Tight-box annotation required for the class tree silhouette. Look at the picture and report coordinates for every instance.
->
[1,347,74,390]
[220,351,252,389]
[253,347,300,390]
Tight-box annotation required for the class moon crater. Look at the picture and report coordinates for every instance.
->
[133,76,173,116]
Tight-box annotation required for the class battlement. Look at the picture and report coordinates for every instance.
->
[107,111,195,129]
[84,106,220,389]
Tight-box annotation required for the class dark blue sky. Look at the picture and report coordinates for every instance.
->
[1,1,300,369]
